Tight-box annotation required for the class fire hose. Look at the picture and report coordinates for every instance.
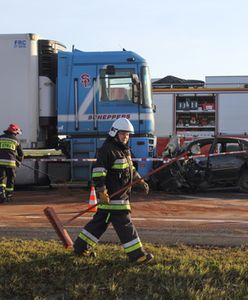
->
[64,151,188,224]
[21,162,69,185]
[21,162,52,178]
[44,151,188,248]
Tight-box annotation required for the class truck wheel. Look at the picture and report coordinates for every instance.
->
[238,171,248,193]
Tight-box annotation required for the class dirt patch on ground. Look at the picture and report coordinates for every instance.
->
[1,187,248,246]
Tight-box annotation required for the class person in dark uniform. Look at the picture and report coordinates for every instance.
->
[0,123,24,203]
[74,118,154,264]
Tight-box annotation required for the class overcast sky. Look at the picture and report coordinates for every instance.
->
[1,0,247,81]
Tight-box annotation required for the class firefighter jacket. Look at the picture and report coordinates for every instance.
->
[0,131,24,168]
[92,136,141,211]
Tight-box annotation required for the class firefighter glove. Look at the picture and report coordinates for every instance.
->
[16,160,21,167]
[142,181,150,195]
[98,190,110,204]
[136,180,149,195]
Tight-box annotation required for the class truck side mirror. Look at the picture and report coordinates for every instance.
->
[152,104,156,112]
[131,74,140,85]
[131,74,141,104]
[106,65,115,75]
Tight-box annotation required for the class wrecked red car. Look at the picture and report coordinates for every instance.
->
[151,136,248,192]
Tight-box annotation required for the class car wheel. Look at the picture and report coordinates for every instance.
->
[238,171,248,193]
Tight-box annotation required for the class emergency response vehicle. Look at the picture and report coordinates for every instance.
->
[153,75,248,156]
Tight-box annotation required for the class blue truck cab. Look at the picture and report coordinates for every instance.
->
[57,49,156,181]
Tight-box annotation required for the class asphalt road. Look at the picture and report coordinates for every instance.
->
[1,187,248,247]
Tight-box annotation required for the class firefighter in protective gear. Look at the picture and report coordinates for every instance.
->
[74,118,154,264]
[162,134,180,158]
[0,124,24,203]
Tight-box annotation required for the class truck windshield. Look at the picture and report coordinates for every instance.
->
[100,68,134,102]
[141,66,153,108]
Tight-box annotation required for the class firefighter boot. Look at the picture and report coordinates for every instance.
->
[81,250,97,258]
[73,237,96,258]
[0,191,6,204]
[6,192,13,202]
[132,253,154,265]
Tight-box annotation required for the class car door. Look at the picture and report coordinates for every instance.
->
[208,140,242,183]
[183,139,213,185]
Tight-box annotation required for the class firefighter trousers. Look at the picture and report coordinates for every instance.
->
[74,210,147,261]
[0,167,16,197]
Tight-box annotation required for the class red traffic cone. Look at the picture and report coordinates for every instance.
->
[87,185,98,213]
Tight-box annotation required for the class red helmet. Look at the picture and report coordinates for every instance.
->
[7,123,22,135]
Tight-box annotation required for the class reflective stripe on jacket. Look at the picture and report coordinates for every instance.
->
[0,138,18,151]
[98,199,131,211]
[0,132,24,168]
[92,136,141,211]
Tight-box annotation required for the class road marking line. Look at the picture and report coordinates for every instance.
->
[133,218,248,224]
[18,215,248,224]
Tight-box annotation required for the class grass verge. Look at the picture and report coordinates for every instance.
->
[1,238,248,299]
